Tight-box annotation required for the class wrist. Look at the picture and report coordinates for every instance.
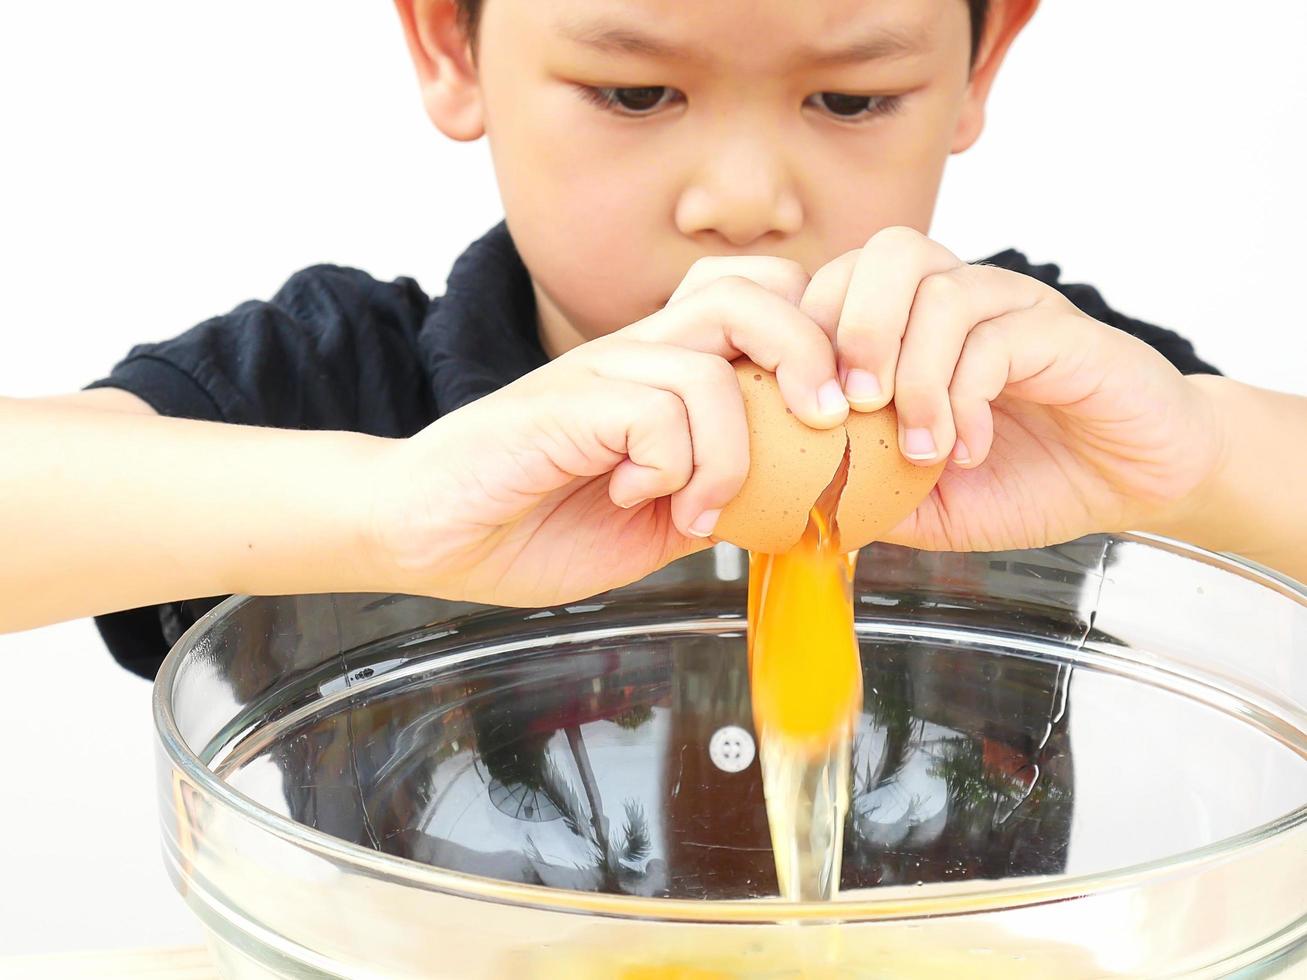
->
[1136,374,1307,584]
[359,420,480,601]
[1135,374,1233,546]
[1133,374,1307,583]
[223,428,402,598]
[336,432,414,595]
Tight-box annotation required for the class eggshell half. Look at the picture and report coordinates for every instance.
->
[837,407,945,551]
[713,361,945,554]
[713,363,845,554]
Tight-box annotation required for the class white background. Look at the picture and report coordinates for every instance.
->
[1,0,1304,956]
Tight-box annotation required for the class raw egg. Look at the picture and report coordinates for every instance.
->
[713,359,947,902]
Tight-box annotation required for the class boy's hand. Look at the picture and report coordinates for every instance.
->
[371,259,850,606]
[800,227,1224,553]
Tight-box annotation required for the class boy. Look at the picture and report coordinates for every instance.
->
[2,0,1304,681]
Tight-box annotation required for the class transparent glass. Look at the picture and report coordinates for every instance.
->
[154,535,1307,978]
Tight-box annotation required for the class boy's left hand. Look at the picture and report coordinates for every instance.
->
[800,227,1223,552]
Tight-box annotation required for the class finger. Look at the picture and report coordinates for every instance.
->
[947,320,1007,468]
[894,264,1043,465]
[607,460,673,507]
[798,249,859,345]
[985,303,1125,407]
[592,341,750,538]
[835,227,961,412]
[943,296,1107,468]
[601,384,694,509]
[622,277,846,429]
[669,255,810,307]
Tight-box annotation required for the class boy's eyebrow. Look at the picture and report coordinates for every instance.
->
[799,26,929,66]
[559,17,928,66]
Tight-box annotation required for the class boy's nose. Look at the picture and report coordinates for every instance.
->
[674,142,803,248]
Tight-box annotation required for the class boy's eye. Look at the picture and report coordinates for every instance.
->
[806,92,902,120]
[581,86,683,115]
[577,86,900,121]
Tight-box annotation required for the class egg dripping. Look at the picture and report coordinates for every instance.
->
[716,362,944,901]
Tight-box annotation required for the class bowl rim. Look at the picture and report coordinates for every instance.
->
[152,533,1307,924]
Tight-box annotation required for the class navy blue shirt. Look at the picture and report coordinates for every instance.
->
[89,222,1218,678]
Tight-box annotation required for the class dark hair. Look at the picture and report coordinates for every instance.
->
[454,1,991,61]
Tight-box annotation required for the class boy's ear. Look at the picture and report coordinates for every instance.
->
[952,0,1040,153]
[394,0,484,141]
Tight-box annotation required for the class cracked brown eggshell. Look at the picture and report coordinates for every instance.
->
[713,361,945,554]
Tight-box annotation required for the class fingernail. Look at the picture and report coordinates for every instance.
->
[617,496,650,510]
[903,428,937,461]
[689,509,721,538]
[817,379,849,418]
[953,440,971,464]
[843,369,882,407]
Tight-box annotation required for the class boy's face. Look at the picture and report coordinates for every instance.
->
[404,0,1025,353]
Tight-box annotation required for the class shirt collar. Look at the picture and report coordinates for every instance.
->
[418,221,549,416]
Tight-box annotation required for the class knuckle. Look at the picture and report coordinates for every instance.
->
[947,368,973,399]
[645,387,688,426]
[962,319,1002,359]
[680,351,735,391]
[916,270,968,312]
[686,255,808,298]
[704,353,739,388]
[686,255,726,277]
[947,373,978,401]
[749,254,806,279]
[838,311,888,341]
[841,327,896,364]
[867,226,920,249]
[968,317,1002,345]
[582,332,638,361]
[700,275,756,305]
[866,225,925,252]
[764,258,811,301]
[672,257,733,302]
[892,376,937,407]
[766,255,807,274]
[696,453,750,498]
[793,337,837,374]
[833,247,862,269]
[807,250,860,296]
[952,326,1006,400]
[587,334,627,357]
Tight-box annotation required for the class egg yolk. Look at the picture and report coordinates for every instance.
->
[747,452,861,750]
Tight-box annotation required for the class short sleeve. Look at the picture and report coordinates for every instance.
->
[981,251,1220,376]
[85,264,438,679]
[87,264,436,434]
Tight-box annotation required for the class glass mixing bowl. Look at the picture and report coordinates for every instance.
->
[154,534,1307,978]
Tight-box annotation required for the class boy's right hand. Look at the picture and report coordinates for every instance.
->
[369,258,849,607]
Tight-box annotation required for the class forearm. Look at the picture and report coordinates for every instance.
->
[0,398,393,632]
[1143,376,1307,584]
